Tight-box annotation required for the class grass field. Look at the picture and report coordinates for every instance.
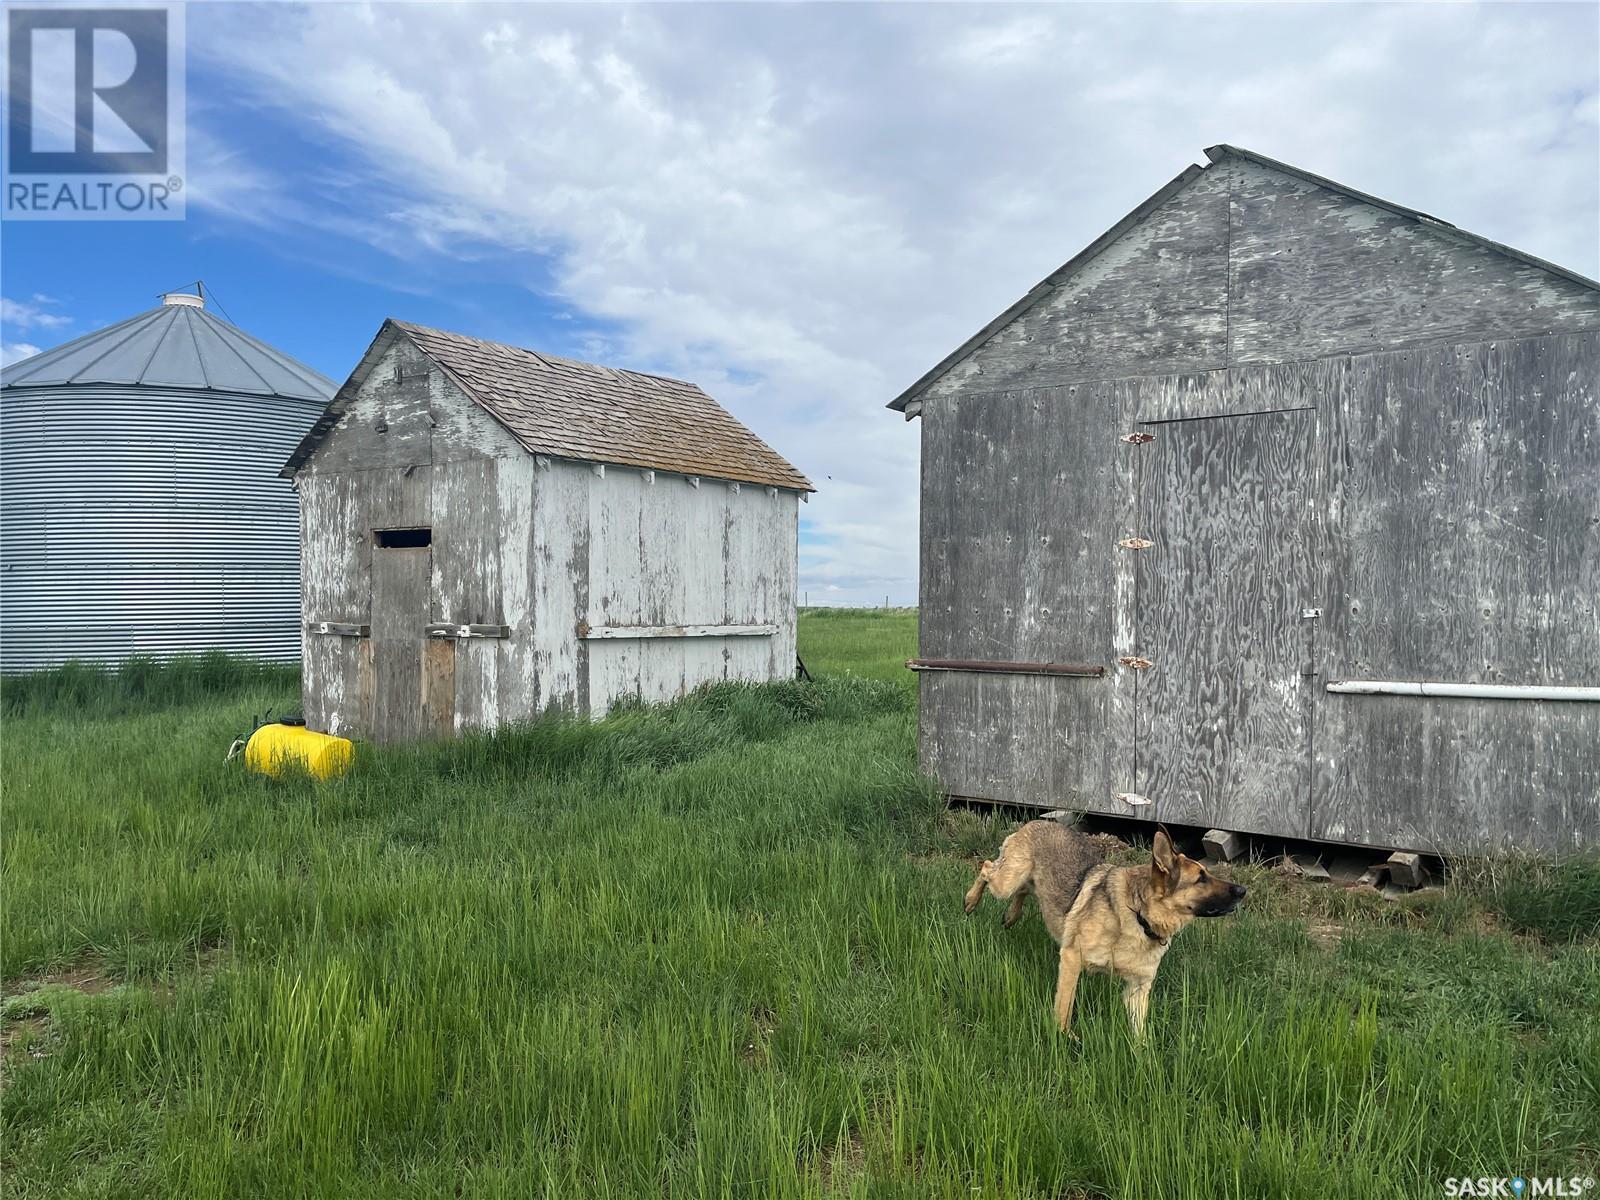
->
[2,610,1597,1198]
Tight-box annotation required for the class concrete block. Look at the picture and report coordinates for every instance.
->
[1386,851,1426,889]
[1202,828,1244,862]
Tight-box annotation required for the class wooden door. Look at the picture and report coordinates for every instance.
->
[370,542,431,743]
[1132,408,1317,838]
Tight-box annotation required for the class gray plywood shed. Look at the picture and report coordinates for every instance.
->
[891,145,1600,856]
[283,320,812,743]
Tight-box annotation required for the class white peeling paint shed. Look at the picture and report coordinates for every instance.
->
[282,320,813,743]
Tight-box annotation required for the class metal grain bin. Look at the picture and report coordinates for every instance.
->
[1,293,335,671]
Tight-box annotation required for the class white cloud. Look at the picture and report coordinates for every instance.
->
[1,341,42,367]
[193,2,1599,605]
[1,295,71,332]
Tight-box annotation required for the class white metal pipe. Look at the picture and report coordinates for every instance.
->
[1327,680,1600,702]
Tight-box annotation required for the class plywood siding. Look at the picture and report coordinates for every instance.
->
[1313,330,1600,852]
[1227,161,1600,365]
[918,333,1597,852]
[917,382,1126,810]
[1132,404,1320,839]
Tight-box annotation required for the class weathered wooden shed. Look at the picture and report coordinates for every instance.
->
[892,145,1600,856]
[283,320,812,742]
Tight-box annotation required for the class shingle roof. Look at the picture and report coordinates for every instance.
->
[285,320,812,491]
[1,299,335,403]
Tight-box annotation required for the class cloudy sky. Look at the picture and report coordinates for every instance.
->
[5,2,1597,605]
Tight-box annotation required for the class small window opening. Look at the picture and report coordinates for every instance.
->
[375,527,431,549]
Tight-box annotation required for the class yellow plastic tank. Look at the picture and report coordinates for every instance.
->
[244,723,353,780]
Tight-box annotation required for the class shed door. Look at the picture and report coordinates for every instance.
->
[370,529,434,744]
[1132,408,1317,838]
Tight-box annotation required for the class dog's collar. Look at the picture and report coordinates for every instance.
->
[1132,907,1169,945]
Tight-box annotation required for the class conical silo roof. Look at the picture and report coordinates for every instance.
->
[1,294,336,402]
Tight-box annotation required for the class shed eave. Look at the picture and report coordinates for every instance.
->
[525,450,816,493]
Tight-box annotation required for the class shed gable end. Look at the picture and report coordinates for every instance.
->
[910,152,1599,406]
[299,337,526,476]
[926,165,1232,401]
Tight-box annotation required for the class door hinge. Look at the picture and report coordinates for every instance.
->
[1118,655,1154,670]
[1117,536,1154,550]
[1120,432,1156,445]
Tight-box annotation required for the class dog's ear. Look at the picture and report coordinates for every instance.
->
[1151,829,1177,888]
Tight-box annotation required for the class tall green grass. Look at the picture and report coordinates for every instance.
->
[1,651,299,720]
[2,614,1596,1198]
[796,608,916,687]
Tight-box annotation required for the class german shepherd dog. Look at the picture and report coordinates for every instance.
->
[963,822,1245,1036]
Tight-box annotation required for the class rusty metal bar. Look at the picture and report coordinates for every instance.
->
[906,658,1104,679]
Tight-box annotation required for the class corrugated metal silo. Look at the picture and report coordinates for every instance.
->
[1,293,335,671]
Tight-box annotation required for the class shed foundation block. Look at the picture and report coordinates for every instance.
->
[1386,851,1426,889]
[1202,828,1245,862]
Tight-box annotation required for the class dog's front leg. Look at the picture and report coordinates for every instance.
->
[963,862,992,914]
[1121,975,1153,1040]
[1054,945,1083,1034]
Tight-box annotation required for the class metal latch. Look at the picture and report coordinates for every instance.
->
[307,621,368,638]
[1300,608,1323,620]
[1114,792,1153,807]
[425,623,510,639]
[1118,656,1154,670]
[1120,432,1156,445]
[1117,537,1154,550]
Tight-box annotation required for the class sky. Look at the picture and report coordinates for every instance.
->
[3,1,1597,606]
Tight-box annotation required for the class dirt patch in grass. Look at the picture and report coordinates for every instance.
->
[3,959,121,1002]
[1,959,124,1088]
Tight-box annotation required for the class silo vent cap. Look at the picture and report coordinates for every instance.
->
[161,292,204,307]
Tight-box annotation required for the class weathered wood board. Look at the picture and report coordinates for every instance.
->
[370,545,430,743]
[570,464,798,715]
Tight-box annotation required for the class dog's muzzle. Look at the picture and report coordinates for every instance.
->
[1198,882,1247,917]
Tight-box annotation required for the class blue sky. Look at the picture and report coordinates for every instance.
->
[4,2,1598,605]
